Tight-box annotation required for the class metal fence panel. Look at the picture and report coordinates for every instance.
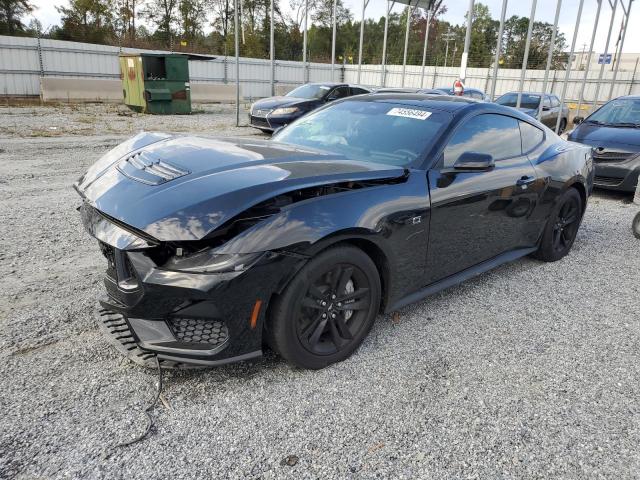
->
[1,34,638,107]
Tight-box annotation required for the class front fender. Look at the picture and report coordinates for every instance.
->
[216,171,432,305]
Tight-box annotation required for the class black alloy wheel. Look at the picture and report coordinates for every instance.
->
[534,188,583,262]
[552,195,581,254]
[267,245,381,369]
[296,264,371,356]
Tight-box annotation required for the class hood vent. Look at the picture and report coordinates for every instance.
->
[117,151,190,185]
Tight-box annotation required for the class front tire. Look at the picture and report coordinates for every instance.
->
[267,245,381,369]
[534,188,583,262]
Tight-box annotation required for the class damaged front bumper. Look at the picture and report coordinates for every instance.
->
[80,203,304,367]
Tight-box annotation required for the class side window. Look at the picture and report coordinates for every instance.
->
[350,87,369,95]
[550,96,560,108]
[443,114,522,168]
[519,121,545,153]
[330,86,350,99]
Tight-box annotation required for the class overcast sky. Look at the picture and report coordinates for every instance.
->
[29,0,637,54]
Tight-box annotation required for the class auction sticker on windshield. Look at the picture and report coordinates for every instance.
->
[386,107,432,120]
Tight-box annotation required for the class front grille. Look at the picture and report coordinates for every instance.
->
[98,308,194,369]
[170,317,229,346]
[592,150,636,163]
[250,116,270,128]
[252,108,271,117]
[98,241,139,293]
[594,175,623,186]
[99,241,117,279]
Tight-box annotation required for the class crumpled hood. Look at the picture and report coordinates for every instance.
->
[75,132,404,242]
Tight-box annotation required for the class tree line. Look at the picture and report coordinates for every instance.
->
[1,0,568,69]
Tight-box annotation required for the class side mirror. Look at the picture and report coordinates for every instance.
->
[326,95,338,102]
[573,116,584,125]
[454,152,495,171]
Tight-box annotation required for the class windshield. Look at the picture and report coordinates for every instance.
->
[586,98,640,126]
[286,84,331,99]
[496,93,541,110]
[273,100,451,166]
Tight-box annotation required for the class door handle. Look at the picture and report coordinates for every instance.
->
[516,176,536,188]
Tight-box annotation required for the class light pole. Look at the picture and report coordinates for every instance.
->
[357,0,369,84]
[516,0,537,109]
[460,0,475,82]
[576,0,602,116]
[608,0,633,100]
[270,0,274,95]
[556,0,584,133]
[381,1,395,86]
[490,0,508,100]
[591,0,619,110]
[401,0,417,87]
[537,0,562,121]
[331,0,337,80]
[420,6,434,88]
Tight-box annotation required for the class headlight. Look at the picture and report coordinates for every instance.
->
[271,107,299,116]
[163,250,265,273]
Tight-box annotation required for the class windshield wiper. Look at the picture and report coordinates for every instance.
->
[609,122,640,128]
[584,120,608,125]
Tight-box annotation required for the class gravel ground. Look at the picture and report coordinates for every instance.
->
[1,104,639,479]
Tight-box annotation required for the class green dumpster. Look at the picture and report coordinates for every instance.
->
[119,53,191,114]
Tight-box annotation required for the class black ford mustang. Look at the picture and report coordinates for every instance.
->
[75,94,593,369]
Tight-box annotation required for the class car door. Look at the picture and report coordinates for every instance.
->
[541,95,555,128]
[425,113,545,284]
[550,95,563,126]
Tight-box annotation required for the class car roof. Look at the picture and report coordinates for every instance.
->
[353,93,480,112]
[612,95,640,100]
[499,91,556,97]
[435,87,485,93]
[302,82,370,89]
[344,93,549,125]
[375,87,421,93]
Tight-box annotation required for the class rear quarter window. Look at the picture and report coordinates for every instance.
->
[519,121,545,153]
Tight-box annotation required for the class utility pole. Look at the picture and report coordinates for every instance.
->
[579,43,587,69]
[443,29,455,68]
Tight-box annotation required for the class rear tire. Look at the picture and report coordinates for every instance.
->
[633,211,640,240]
[558,118,567,135]
[267,245,381,369]
[534,188,583,262]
